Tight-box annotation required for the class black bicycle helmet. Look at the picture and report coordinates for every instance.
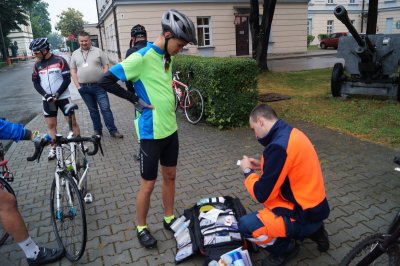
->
[29,38,50,52]
[131,24,147,38]
[161,9,197,45]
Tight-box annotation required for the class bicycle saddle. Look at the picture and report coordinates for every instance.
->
[63,103,78,116]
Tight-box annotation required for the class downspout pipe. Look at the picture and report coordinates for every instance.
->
[112,5,121,61]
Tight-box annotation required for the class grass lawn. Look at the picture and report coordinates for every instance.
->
[257,68,400,149]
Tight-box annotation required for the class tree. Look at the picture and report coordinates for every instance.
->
[28,1,51,38]
[55,8,84,37]
[0,0,38,60]
[47,32,63,49]
[249,0,277,70]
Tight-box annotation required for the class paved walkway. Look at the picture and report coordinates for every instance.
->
[1,92,399,266]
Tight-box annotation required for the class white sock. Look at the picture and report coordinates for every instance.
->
[17,236,40,259]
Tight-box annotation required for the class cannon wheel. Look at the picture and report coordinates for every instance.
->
[331,63,344,97]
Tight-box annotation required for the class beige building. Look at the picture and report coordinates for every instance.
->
[7,18,34,57]
[83,23,101,48]
[308,0,400,45]
[96,0,309,63]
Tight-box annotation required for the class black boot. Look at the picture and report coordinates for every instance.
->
[308,223,330,252]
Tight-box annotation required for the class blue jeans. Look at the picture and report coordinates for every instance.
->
[239,212,322,257]
[78,84,118,133]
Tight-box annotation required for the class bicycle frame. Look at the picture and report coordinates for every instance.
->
[54,135,75,220]
[355,212,400,266]
[0,143,13,182]
[66,130,89,192]
[173,74,189,109]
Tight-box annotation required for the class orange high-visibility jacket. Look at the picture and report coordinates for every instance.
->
[245,119,330,223]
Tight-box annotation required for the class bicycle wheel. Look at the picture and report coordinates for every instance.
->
[74,144,88,198]
[184,88,204,124]
[50,172,87,261]
[174,91,179,112]
[340,233,400,266]
[0,178,15,246]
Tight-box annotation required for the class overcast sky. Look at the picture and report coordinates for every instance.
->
[43,0,98,31]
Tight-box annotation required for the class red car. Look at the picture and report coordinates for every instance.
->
[320,32,348,49]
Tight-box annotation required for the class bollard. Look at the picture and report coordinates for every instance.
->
[7,57,11,65]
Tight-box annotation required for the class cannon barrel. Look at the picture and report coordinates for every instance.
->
[334,5,365,47]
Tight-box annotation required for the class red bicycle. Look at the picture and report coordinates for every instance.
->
[0,141,16,246]
[172,71,204,125]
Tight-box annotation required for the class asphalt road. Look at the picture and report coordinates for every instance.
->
[0,60,40,124]
[268,54,344,72]
[0,52,339,127]
[0,56,80,150]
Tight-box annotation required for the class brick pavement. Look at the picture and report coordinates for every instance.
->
[1,94,399,266]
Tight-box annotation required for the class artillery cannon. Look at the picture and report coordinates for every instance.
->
[331,5,400,101]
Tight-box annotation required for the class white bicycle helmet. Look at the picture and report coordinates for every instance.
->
[161,9,197,45]
[29,38,50,52]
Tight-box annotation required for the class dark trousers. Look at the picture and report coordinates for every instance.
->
[79,84,118,133]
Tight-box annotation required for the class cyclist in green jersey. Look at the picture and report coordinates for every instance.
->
[98,9,197,248]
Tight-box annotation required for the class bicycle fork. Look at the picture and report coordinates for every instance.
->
[55,172,76,220]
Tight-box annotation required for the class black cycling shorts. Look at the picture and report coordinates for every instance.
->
[43,98,72,117]
[139,131,179,180]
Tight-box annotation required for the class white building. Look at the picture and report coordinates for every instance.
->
[96,0,310,63]
[308,0,400,45]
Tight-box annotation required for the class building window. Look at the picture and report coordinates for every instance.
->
[197,17,211,47]
[307,19,313,35]
[385,18,393,34]
[327,0,334,4]
[327,20,334,34]
[349,0,355,3]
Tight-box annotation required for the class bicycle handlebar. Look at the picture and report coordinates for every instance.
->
[27,135,103,162]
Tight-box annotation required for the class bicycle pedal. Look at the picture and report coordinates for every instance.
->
[84,193,93,203]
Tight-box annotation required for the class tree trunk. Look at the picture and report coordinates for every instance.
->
[249,0,277,70]
[249,0,260,59]
[256,0,277,70]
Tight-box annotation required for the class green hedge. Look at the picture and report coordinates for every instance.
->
[307,35,315,46]
[173,55,259,129]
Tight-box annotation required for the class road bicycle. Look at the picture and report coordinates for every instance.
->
[173,70,204,125]
[28,103,103,262]
[339,157,400,266]
[0,140,15,247]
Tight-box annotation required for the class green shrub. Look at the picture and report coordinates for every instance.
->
[307,35,315,46]
[318,33,328,41]
[173,55,259,129]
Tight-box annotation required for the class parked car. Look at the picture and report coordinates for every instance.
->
[320,32,348,49]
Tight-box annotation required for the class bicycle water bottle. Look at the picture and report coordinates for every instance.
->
[65,160,76,177]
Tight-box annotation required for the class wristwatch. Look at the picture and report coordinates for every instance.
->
[243,167,252,175]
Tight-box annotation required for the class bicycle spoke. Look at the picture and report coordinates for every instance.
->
[50,173,87,261]
[184,88,204,124]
